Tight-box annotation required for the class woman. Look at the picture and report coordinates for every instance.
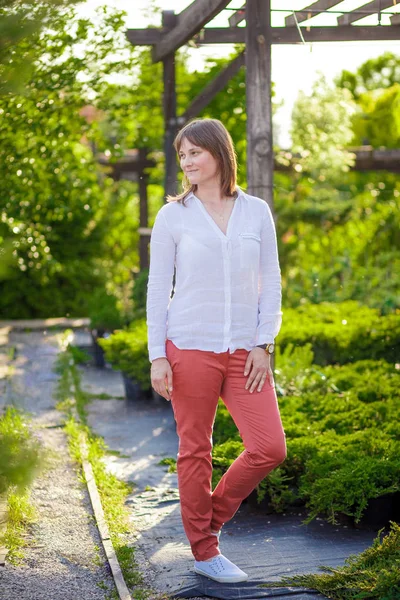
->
[146,118,286,584]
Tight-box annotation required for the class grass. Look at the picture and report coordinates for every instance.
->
[0,488,36,564]
[261,521,400,600]
[158,457,177,473]
[54,329,171,600]
[0,403,46,564]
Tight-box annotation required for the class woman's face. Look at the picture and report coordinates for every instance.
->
[178,137,220,187]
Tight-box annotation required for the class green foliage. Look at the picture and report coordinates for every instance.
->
[211,438,244,490]
[278,301,400,365]
[0,407,44,495]
[67,344,92,365]
[1,488,36,564]
[131,269,149,313]
[290,75,356,182]
[265,521,400,600]
[276,172,400,311]
[336,52,400,100]
[296,430,399,524]
[87,288,125,331]
[0,0,81,94]
[0,4,138,317]
[352,84,400,148]
[256,468,296,513]
[158,457,177,473]
[336,53,400,148]
[98,319,151,390]
[212,334,400,524]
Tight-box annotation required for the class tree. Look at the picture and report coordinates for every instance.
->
[0,4,138,317]
[0,0,83,94]
[290,75,357,183]
[335,53,400,148]
[336,52,400,100]
[351,84,400,148]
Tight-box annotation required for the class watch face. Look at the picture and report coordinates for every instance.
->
[267,343,275,354]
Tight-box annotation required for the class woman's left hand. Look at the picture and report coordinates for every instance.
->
[244,348,274,393]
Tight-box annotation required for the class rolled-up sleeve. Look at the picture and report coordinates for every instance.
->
[256,203,282,344]
[146,209,176,362]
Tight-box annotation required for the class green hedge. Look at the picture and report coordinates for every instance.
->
[279,301,400,364]
[213,345,400,524]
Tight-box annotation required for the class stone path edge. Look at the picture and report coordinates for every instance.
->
[79,434,132,600]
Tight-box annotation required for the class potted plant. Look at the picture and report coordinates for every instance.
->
[98,319,166,403]
[87,288,125,368]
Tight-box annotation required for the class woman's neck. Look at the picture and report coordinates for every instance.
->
[195,183,231,206]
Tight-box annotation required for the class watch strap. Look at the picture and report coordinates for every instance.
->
[256,343,275,354]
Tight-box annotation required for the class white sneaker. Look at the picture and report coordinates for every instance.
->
[194,553,248,583]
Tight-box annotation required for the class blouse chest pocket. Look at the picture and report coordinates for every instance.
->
[238,232,261,269]
[239,232,261,242]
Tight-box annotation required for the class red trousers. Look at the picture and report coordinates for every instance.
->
[166,339,287,562]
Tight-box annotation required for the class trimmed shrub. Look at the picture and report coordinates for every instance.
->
[212,343,400,524]
[98,319,151,391]
[278,301,400,365]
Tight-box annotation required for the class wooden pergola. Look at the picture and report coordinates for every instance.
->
[97,149,155,270]
[127,0,400,214]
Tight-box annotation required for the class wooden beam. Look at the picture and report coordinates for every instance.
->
[195,25,400,43]
[246,0,274,214]
[353,147,400,172]
[152,0,232,62]
[127,24,400,47]
[337,0,395,25]
[228,4,245,27]
[285,0,342,27]
[182,52,245,121]
[275,147,400,173]
[125,28,161,45]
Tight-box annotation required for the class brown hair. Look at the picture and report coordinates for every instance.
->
[166,118,238,206]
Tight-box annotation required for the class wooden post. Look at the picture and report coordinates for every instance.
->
[162,11,179,201]
[245,0,274,216]
[138,148,149,270]
[246,0,276,371]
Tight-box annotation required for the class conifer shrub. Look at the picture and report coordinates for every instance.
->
[279,301,400,364]
[212,343,400,525]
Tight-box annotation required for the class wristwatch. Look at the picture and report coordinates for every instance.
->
[256,343,275,355]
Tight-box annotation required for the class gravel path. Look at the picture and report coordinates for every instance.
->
[0,328,116,600]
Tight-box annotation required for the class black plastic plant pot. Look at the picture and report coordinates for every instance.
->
[356,492,400,529]
[90,329,106,369]
[245,488,273,513]
[151,388,169,404]
[122,373,147,402]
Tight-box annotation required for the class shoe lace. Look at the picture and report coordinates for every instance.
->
[210,556,225,575]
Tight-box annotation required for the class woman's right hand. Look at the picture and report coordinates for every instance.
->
[151,358,173,401]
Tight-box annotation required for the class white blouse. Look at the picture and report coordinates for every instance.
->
[146,187,282,363]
